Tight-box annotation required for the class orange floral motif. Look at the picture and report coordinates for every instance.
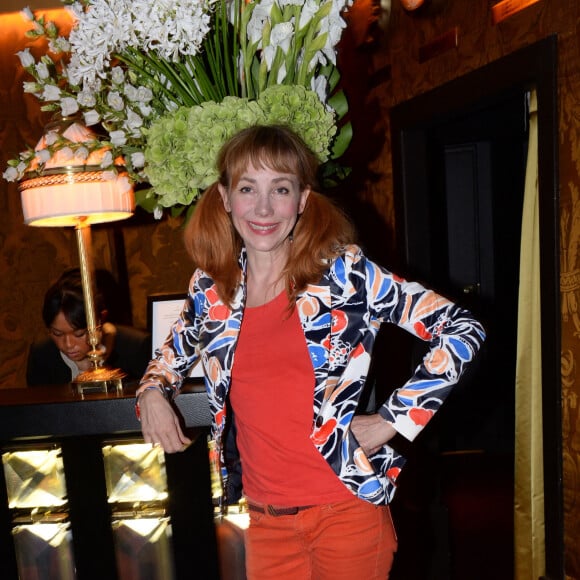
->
[424,349,449,374]
[206,287,220,304]
[299,294,321,317]
[413,292,451,320]
[206,356,222,384]
[354,448,373,472]
[386,467,401,482]
[312,418,337,445]
[209,304,230,320]
[331,309,348,332]
[409,408,434,426]
[413,321,432,340]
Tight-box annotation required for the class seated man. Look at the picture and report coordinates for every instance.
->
[27,269,151,386]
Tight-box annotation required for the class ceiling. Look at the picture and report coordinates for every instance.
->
[2,0,60,13]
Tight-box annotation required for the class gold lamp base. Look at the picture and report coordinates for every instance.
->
[74,366,126,395]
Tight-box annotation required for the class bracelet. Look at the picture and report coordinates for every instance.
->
[134,386,166,420]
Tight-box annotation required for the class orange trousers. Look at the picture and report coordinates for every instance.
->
[244,496,397,579]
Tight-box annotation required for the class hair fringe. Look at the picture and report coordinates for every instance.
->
[183,126,357,308]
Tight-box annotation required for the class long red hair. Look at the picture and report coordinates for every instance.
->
[184,125,356,306]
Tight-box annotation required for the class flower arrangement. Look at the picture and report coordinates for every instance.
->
[4,0,353,217]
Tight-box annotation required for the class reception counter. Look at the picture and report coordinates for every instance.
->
[0,381,219,580]
[0,380,212,439]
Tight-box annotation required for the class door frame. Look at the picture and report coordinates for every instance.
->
[390,36,562,578]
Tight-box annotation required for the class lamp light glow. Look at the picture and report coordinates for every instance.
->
[18,116,135,393]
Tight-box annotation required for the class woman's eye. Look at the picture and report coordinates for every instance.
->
[239,186,252,194]
[274,187,290,195]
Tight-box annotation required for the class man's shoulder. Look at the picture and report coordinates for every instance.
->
[29,337,58,355]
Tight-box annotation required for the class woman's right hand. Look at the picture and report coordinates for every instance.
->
[138,388,192,453]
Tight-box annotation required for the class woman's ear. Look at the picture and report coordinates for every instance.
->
[298,187,311,214]
[218,184,231,212]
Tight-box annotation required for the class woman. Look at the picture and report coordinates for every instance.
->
[136,125,485,578]
[27,269,151,386]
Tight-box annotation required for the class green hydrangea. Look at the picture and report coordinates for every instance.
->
[258,85,337,163]
[144,86,336,209]
[144,97,266,207]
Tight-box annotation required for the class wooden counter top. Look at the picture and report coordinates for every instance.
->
[0,380,211,440]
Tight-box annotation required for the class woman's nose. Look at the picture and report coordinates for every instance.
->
[254,193,273,216]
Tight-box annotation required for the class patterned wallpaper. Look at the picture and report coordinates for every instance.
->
[1,0,579,576]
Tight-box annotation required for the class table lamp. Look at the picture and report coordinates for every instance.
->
[18,117,135,394]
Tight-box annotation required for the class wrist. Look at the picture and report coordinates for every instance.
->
[135,386,165,420]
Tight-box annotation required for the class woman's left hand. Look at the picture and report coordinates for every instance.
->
[350,414,397,456]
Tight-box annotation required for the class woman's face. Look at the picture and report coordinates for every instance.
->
[48,311,91,362]
[218,163,310,262]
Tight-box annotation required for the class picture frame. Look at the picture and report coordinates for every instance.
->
[147,292,203,378]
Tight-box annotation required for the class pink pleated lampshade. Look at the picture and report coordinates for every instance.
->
[19,119,134,227]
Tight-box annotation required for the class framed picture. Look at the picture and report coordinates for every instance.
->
[147,292,203,378]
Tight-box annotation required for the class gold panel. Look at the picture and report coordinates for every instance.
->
[112,518,174,580]
[12,523,75,580]
[2,449,67,509]
[103,443,168,504]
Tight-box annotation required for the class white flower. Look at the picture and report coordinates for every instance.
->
[84,110,101,126]
[131,151,145,168]
[75,146,90,161]
[2,167,19,182]
[110,130,127,146]
[60,96,80,116]
[270,22,293,55]
[37,149,52,163]
[107,91,125,111]
[246,0,274,46]
[35,61,50,80]
[153,205,163,220]
[16,49,34,68]
[58,147,74,163]
[99,150,113,168]
[20,7,34,21]
[77,90,96,108]
[276,62,287,84]
[42,84,61,101]
[139,103,153,117]
[124,84,138,101]
[111,66,124,85]
[124,108,143,131]
[49,37,71,53]
[136,86,153,103]
[23,82,39,94]
[66,0,216,86]
[44,131,59,146]
[311,74,327,103]
[298,0,319,30]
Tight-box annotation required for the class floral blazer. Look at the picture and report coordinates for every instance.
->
[139,245,485,505]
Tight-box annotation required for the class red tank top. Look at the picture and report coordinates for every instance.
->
[230,291,352,506]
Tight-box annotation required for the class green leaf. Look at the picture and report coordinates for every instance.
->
[331,121,353,159]
[328,89,348,121]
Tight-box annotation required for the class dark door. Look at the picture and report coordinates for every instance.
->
[387,37,562,580]
[411,93,528,453]
[388,90,527,580]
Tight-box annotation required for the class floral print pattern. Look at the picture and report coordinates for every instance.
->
[139,245,485,504]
